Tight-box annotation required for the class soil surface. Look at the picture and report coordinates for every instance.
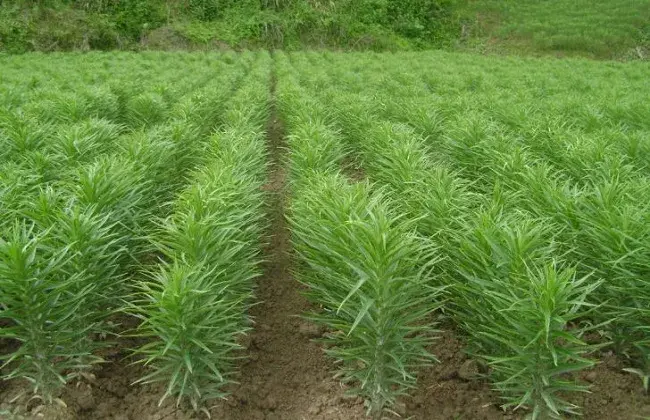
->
[403,330,509,420]
[578,352,650,419]
[2,317,650,419]
[2,77,650,420]
[3,327,649,420]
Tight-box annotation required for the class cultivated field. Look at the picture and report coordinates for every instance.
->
[1,51,649,419]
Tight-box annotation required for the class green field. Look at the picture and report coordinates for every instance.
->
[1,50,650,419]
[459,0,650,58]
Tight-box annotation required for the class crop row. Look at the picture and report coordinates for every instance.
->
[129,53,271,411]
[279,51,650,417]
[0,52,271,410]
[1,50,649,419]
[277,54,444,418]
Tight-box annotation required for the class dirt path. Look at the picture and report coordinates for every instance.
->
[210,67,366,420]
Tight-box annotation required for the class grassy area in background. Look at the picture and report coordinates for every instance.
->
[458,0,650,59]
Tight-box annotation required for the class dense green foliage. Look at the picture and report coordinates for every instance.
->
[131,53,270,411]
[281,50,650,417]
[1,0,648,57]
[0,51,268,408]
[1,49,650,418]
[277,63,444,417]
[0,0,459,52]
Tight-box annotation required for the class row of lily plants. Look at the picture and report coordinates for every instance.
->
[128,52,273,413]
[276,52,445,419]
[0,52,264,406]
[284,51,646,418]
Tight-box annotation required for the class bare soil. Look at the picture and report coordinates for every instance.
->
[403,330,509,420]
[1,322,649,419]
[341,155,366,182]
[578,352,650,419]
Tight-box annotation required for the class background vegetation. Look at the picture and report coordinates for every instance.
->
[3,0,647,58]
[458,0,650,59]
[0,0,459,53]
